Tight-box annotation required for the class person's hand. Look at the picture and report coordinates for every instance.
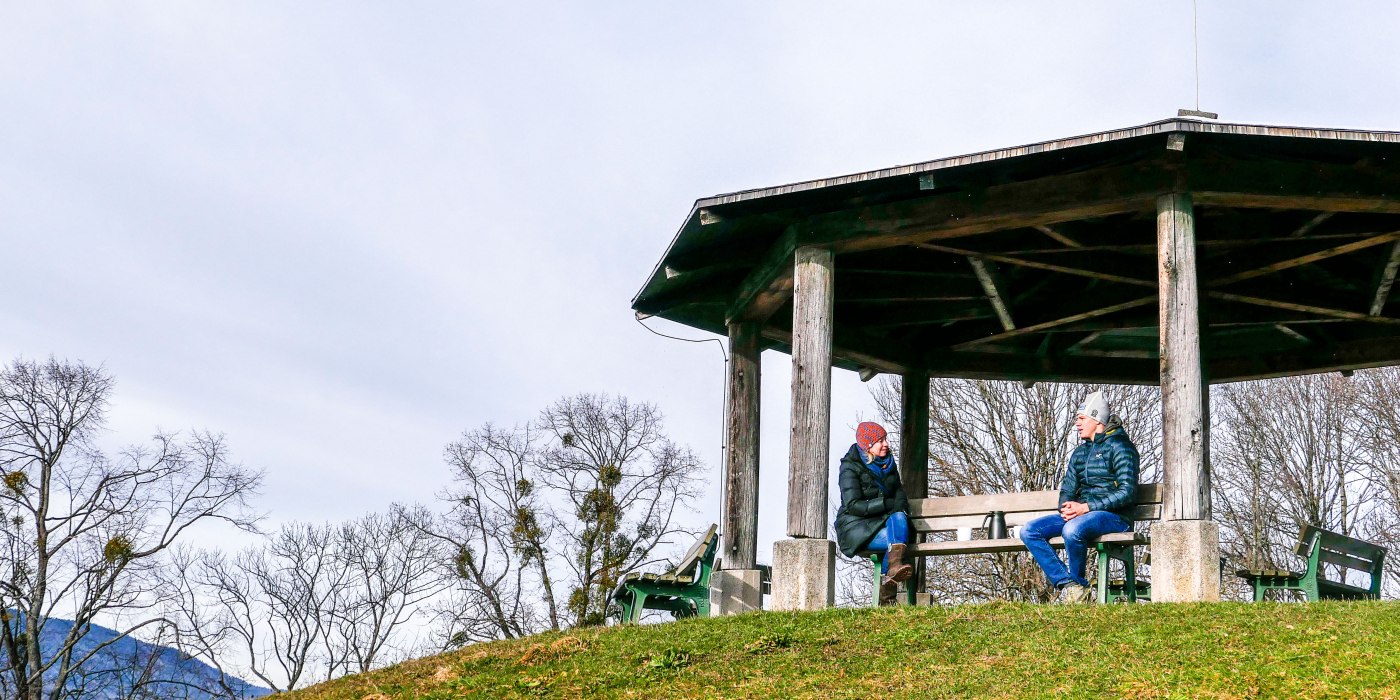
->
[1060,501,1090,520]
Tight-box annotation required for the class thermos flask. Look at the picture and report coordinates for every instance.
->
[983,510,1008,539]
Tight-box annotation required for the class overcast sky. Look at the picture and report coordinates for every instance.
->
[5,2,1400,561]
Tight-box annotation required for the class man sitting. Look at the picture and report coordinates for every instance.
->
[1020,391,1140,603]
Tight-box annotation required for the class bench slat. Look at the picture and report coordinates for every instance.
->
[1317,547,1382,574]
[909,483,1162,519]
[909,490,1058,517]
[908,531,1145,557]
[1317,578,1375,597]
[912,504,1161,534]
[1317,532,1387,562]
[1295,525,1385,561]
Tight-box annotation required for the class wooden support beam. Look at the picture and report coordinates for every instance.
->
[727,228,797,324]
[1158,192,1211,522]
[917,243,1156,289]
[967,257,1016,331]
[1033,224,1083,248]
[788,247,835,539]
[1289,212,1334,238]
[802,161,1173,253]
[1273,324,1311,345]
[1371,242,1400,316]
[760,328,909,375]
[722,322,762,569]
[952,296,1157,350]
[1210,292,1400,325]
[1190,157,1400,214]
[1211,334,1400,383]
[1064,331,1105,355]
[1210,230,1400,287]
[1193,192,1400,214]
[1002,232,1389,256]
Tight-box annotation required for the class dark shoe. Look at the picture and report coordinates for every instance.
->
[886,543,913,583]
[878,578,898,606]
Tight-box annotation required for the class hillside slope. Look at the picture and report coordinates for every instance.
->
[284,601,1400,699]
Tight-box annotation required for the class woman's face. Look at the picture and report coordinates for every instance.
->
[866,435,890,458]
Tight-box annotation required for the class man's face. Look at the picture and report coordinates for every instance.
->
[1074,413,1103,440]
[867,435,890,458]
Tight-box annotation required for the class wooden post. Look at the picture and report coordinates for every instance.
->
[1154,192,1222,602]
[899,373,929,500]
[723,321,761,570]
[899,371,930,596]
[788,247,834,538]
[1157,192,1211,520]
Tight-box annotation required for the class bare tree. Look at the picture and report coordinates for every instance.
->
[180,522,349,693]
[324,505,448,676]
[434,394,705,638]
[535,394,704,627]
[434,423,552,645]
[867,377,1161,603]
[0,357,262,700]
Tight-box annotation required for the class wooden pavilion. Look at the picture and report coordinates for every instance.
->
[631,118,1400,610]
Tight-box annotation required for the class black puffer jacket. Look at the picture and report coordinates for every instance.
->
[834,444,909,556]
[1060,424,1140,520]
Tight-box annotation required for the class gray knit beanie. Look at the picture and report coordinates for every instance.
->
[1077,391,1110,425]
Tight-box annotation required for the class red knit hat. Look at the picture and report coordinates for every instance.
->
[855,422,888,452]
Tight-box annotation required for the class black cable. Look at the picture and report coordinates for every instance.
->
[634,315,728,363]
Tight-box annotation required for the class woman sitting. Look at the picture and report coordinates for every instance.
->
[834,421,913,605]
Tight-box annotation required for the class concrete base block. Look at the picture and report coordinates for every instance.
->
[771,539,836,611]
[710,569,763,615]
[913,592,934,607]
[1150,520,1221,602]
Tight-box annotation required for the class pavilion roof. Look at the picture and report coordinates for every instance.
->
[633,118,1400,384]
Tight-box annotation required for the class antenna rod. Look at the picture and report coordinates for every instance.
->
[1193,0,1201,111]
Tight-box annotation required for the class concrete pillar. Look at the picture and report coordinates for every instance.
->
[771,539,836,611]
[1149,521,1221,602]
[1153,192,1221,602]
[710,569,764,615]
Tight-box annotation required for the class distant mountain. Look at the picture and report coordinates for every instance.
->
[4,615,271,699]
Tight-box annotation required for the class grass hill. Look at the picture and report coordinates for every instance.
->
[282,601,1400,699]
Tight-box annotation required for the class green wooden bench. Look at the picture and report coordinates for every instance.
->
[1236,524,1387,602]
[863,484,1161,606]
[612,524,717,623]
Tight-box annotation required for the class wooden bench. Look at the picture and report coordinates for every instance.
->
[1236,524,1387,602]
[863,484,1161,606]
[612,524,717,623]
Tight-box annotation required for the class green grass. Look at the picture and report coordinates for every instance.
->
[282,601,1400,699]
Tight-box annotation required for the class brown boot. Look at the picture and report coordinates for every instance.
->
[878,578,899,606]
[885,544,913,583]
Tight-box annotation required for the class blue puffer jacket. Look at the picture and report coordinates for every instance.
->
[1060,424,1140,520]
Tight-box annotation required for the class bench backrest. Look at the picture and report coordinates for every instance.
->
[908,483,1162,535]
[1296,524,1387,592]
[670,524,718,580]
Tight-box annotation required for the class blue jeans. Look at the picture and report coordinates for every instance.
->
[1020,511,1130,588]
[864,512,910,574]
